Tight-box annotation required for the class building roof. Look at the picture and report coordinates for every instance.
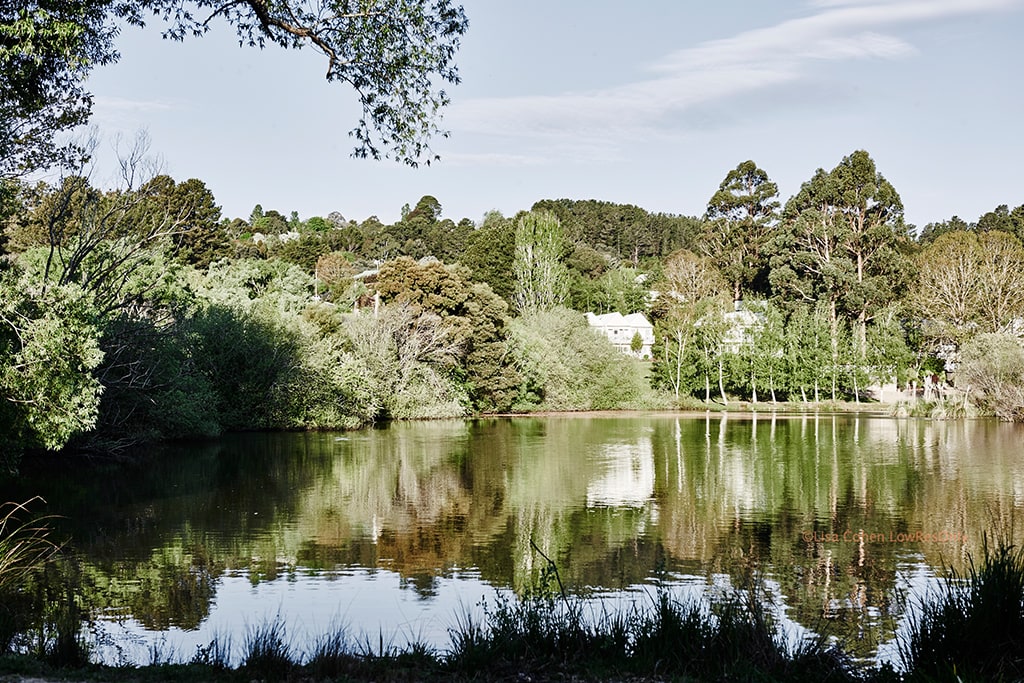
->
[585,311,653,328]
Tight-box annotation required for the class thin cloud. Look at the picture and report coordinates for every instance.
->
[93,96,176,113]
[449,0,1021,161]
[441,151,546,167]
[661,0,1016,71]
[91,96,178,131]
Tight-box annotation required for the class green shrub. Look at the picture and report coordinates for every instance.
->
[510,307,648,411]
[188,305,303,430]
[956,333,1024,421]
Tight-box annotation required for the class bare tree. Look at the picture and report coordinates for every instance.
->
[344,302,467,419]
[35,132,198,317]
[913,230,1024,354]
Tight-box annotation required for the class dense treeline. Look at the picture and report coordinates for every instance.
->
[2,146,1024,464]
[3,0,1024,466]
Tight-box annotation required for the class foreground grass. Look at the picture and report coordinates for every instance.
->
[898,538,1024,681]
[1,591,860,682]
[3,540,1024,681]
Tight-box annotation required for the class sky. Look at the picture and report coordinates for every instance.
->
[84,0,1024,229]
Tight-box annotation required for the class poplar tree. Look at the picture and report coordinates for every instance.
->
[512,211,569,314]
[650,249,728,402]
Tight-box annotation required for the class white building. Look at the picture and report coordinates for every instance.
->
[586,311,655,359]
[721,302,763,353]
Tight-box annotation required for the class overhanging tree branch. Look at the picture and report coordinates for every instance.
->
[136,0,469,165]
[3,0,468,175]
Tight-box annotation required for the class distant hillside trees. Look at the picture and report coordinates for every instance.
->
[532,199,701,264]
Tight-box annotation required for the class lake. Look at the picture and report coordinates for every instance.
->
[5,412,1024,666]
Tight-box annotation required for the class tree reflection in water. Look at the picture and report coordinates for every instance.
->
[5,414,1023,664]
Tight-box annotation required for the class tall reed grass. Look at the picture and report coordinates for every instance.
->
[898,536,1024,681]
[443,584,859,682]
[0,498,58,655]
[0,498,57,593]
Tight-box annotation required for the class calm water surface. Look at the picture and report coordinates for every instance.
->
[6,413,1024,665]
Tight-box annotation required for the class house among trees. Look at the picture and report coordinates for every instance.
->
[352,267,380,314]
[586,312,655,359]
[722,301,763,353]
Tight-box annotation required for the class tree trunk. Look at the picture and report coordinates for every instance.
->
[718,359,728,406]
[667,338,680,401]
[829,299,839,403]
[857,313,867,361]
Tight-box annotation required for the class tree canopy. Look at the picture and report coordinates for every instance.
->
[701,160,780,302]
[1,1,119,176]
